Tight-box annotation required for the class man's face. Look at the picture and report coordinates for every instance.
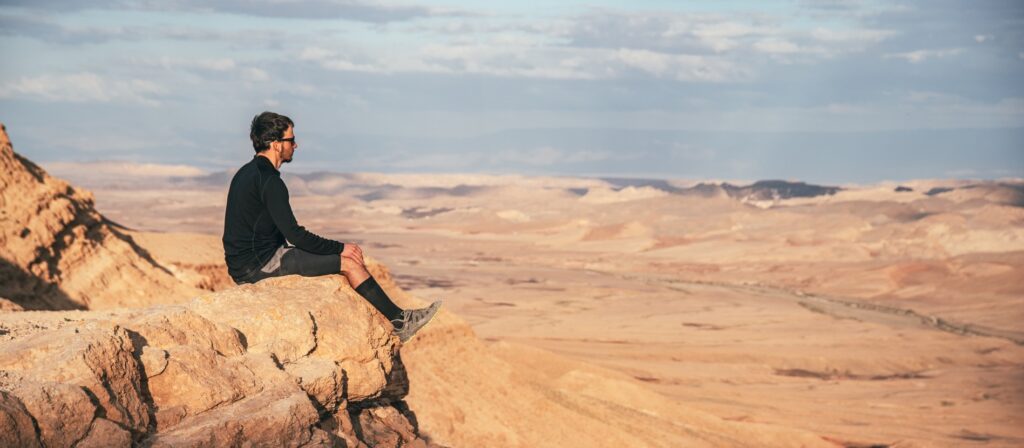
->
[280,126,297,164]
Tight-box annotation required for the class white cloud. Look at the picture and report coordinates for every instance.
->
[973,34,993,43]
[613,49,743,81]
[0,72,166,106]
[301,44,746,82]
[691,21,761,52]
[135,56,237,71]
[752,38,801,54]
[883,48,963,63]
[46,161,207,176]
[810,27,896,44]
[241,67,270,82]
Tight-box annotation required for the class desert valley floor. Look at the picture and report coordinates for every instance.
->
[25,161,1024,447]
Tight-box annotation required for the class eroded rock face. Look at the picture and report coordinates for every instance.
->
[0,122,201,310]
[0,390,43,448]
[0,275,436,447]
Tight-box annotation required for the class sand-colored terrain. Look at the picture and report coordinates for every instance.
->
[3,123,850,446]
[4,116,1022,447]
[41,161,1024,447]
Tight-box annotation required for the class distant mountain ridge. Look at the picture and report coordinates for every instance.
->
[602,177,842,201]
[39,160,1021,208]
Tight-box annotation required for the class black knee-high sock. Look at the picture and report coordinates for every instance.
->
[354,277,403,321]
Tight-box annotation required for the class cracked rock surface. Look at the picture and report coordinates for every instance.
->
[0,275,436,447]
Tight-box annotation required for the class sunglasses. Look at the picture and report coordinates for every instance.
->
[279,137,296,143]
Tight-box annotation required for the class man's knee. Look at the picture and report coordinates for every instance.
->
[340,255,368,275]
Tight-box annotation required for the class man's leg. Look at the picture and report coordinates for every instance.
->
[341,255,403,322]
[341,253,443,342]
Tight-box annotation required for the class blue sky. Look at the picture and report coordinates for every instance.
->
[0,0,1022,183]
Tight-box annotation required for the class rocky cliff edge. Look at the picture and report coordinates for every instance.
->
[0,274,433,447]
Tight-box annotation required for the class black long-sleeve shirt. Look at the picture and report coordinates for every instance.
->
[222,156,343,281]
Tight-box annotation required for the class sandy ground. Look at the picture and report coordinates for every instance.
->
[51,166,1024,447]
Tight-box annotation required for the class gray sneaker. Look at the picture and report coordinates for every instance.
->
[392,301,442,343]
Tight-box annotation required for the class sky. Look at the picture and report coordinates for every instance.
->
[0,0,1022,184]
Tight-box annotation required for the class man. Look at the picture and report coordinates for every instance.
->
[223,111,441,342]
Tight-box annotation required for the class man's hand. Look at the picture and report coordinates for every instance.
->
[341,243,364,263]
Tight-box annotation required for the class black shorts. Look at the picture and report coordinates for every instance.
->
[237,246,341,284]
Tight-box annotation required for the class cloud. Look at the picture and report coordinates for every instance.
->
[46,161,207,176]
[612,49,746,81]
[0,12,306,47]
[132,56,237,71]
[558,9,896,63]
[241,68,270,82]
[299,43,748,82]
[883,47,963,63]
[117,56,274,85]
[752,38,804,54]
[974,34,994,43]
[563,11,770,55]
[1,0,467,23]
[0,13,144,44]
[810,27,896,44]
[0,72,166,106]
[797,0,863,11]
[691,21,765,52]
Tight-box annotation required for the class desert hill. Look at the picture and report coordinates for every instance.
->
[0,123,204,310]
[43,152,1024,445]
[0,123,845,446]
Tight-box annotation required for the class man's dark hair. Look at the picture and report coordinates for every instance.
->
[250,111,294,153]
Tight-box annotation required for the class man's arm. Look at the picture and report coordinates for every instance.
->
[263,177,345,255]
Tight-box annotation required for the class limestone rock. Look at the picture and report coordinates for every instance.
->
[0,297,23,312]
[126,306,245,357]
[77,418,133,448]
[284,356,345,411]
[0,275,430,447]
[146,344,260,429]
[146,385,320,448]
[0,122,200,311]
[319,405,368,448]
[0,321,149,433]
[188,275,400,402]
[352,404,428,448]
[9,381,96,447]
[139,346,168,378]
[0,390,42,448]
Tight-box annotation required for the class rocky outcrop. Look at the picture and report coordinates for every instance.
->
[0,122,201,310]
[0,275,437,447]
